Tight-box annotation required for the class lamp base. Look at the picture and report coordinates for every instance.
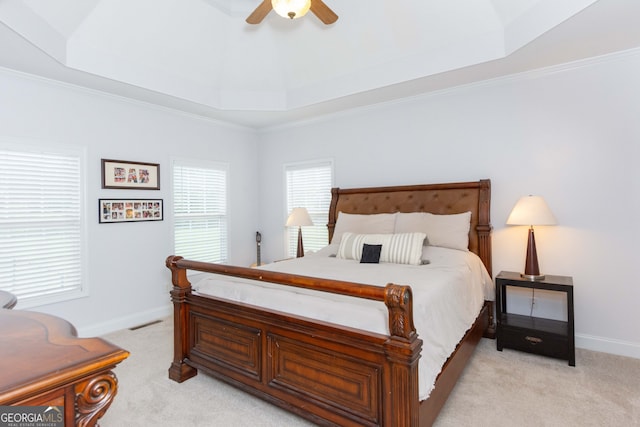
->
[296,226,304,258]
[520,273,545,281]
[522,227,543,281]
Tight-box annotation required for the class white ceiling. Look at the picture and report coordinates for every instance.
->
[1,0,639,129]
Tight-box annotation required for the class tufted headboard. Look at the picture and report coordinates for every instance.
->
[327,180,492,277]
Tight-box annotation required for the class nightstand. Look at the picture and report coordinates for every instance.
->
[496,271,575,366]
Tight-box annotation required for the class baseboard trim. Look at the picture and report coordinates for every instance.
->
[77,306,639,360]
[77,304,172,337]
[576,333,640,359]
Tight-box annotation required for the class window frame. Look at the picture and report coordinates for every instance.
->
[0,138,88,309]
[171,157,229,265]
[283,159,334,258]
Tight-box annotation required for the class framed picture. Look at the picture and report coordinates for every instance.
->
[101,159,160,190]
[99,199,163,223]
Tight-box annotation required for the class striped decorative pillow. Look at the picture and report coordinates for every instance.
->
[385,232,427,265]
[337,232,426,265]
[337,233,391,261]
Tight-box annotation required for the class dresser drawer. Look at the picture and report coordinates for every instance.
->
[500,326,569,360]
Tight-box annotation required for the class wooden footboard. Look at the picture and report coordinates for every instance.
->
[167,256,422,426]
[166,256,490,426]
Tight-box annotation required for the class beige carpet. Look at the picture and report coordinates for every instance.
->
[100,318,640,426]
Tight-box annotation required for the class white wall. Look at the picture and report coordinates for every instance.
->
[256,49,640,358]
[2,47,638,360]
[0,69,259,336]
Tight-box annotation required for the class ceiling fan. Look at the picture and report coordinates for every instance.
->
[246,0,338,25]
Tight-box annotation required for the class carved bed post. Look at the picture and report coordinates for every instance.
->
[476,179,492,278]
[383,284,422,426]
[327,187,340,243]
[476,179,495,335]
[166,255,198,382]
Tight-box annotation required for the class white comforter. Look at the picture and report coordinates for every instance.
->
[193,245,493,400]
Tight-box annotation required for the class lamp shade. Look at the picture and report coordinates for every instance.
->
[506,196,557,226]
[286,207,313,227]
[271,0,311,19]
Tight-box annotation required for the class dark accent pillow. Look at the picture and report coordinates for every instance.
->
[360,244,382,264]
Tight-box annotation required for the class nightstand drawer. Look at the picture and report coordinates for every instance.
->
[501,326,569,359]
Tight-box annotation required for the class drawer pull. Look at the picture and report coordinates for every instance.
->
[525,336,543,345]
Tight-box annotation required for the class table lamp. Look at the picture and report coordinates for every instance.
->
[506,195,557,280]
[286,207,313,257]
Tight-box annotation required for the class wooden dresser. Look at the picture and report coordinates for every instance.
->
[0,309,129,426]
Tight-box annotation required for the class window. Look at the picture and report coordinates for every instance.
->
[0,145,85,307]
[173,159,228,263]
[285,160,333,257]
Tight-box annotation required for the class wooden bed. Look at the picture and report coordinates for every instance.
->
[166,179,494,426]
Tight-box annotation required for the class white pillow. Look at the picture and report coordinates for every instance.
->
[331,212,397,244]
[337,232,426,265]
[394,211,471,251]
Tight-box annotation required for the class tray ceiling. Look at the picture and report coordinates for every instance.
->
[1,0,639,128]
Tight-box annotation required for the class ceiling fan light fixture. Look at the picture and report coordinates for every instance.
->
[271,0,311,20]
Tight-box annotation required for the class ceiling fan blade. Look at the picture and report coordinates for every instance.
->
[310,0,338,24]
[246,0,272,24]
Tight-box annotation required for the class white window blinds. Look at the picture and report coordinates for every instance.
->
[0,148,84,306]
[285,160,333,257]
[173,160,228,263]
